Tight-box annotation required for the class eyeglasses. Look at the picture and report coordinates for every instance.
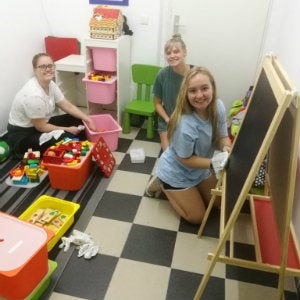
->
[36,64,55,70]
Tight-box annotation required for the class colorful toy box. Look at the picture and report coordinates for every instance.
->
[83,114,121,151]
[42,141,94,191]
[19,195,80,251]
[82,72,117,104]
[0,212,53,300]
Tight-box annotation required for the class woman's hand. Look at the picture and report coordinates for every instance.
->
[84,117,97,132]
[66,126,82,135]
[222,144,232,153]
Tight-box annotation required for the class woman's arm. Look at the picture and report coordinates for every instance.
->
[32,118,80,135]
[178,155,211,169]
[56,99,97,131]
[154,97,170,123]
[217,136,232,152]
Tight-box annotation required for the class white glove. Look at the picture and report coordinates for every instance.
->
[211,151,229,179]
[59,229,99,259]
[39,130,64,145]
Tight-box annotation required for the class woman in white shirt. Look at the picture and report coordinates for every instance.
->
[7,53,96,158]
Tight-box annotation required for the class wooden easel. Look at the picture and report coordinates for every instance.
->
[194,54,300,300]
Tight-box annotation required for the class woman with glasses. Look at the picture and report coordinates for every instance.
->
[7,53,96,158]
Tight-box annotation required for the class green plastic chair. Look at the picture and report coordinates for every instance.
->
[122,64,162,139]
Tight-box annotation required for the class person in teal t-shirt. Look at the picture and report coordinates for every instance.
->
[153,34,193,151]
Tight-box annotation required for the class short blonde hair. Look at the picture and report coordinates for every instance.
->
[164,34,186,53]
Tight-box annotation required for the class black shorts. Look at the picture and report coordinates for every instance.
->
[160,180,185,190]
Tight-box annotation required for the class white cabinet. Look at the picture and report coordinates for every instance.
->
[83,36,131,123]
[55,55,87,110]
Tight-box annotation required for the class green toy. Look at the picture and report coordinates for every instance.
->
[0,141,10,163]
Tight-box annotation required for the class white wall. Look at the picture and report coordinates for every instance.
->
[0,0,51,134]
[39,0,162,65]
[0,0,163,136]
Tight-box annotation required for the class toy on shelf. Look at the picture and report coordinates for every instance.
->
[88,71,114,82]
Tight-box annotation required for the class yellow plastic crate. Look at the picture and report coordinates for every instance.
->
[19,195,80,251]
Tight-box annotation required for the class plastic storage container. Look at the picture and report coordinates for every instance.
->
[25,260,57,300]
[83,114,121,151]
[0,212,53,300]
[42,146,93,191]
[19,195,80,251]
[82,74,117,104]
[90,47,117,71]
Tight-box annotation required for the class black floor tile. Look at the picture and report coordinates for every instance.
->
[121,224,177,267]
[178,208,220,238]
[118,153,157,174]
[116,137,133,153]
[167,269,225,300]
[135,128,160,143]
[226,241,256,261]
[226,264,278,288]
[54,251,118,300]
[93,190,141,222]
[166,269,202,300]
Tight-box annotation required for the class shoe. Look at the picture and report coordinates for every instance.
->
[145,175,162,198]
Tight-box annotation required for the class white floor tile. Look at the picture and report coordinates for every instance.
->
[107,170,150,196]
[104,258,170,300]
[225,279,278,300]
[172,232,225,278]
[50,292,89,300]
[128,140,162,158]
[233,213,254,244]
[119,128,139,140]
[134,197,180,231]
[84,216,132,257]
[111,151,125,165]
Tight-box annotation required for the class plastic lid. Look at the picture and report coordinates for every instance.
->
[0,213,47,271]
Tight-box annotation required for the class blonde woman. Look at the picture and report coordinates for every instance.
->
[152,67,231,224]
[146,34,193,197]
[153,33,192,151]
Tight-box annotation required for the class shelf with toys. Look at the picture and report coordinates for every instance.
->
[83,35,131,123]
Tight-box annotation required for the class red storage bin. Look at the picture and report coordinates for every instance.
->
[43,147,93,191]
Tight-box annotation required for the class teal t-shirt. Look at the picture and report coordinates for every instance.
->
[153,66,185,132]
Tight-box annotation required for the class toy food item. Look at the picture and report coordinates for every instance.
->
[47,150,56,156]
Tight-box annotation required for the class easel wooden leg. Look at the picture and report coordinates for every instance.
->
[197,176,222,238]
[194,177,249,299]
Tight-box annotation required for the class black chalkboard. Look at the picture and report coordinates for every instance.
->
[225,68,278,221]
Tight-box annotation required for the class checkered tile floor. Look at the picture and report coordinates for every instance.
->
[46,127,298,300]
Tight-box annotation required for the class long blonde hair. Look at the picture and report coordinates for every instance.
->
[167,66,220,145]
